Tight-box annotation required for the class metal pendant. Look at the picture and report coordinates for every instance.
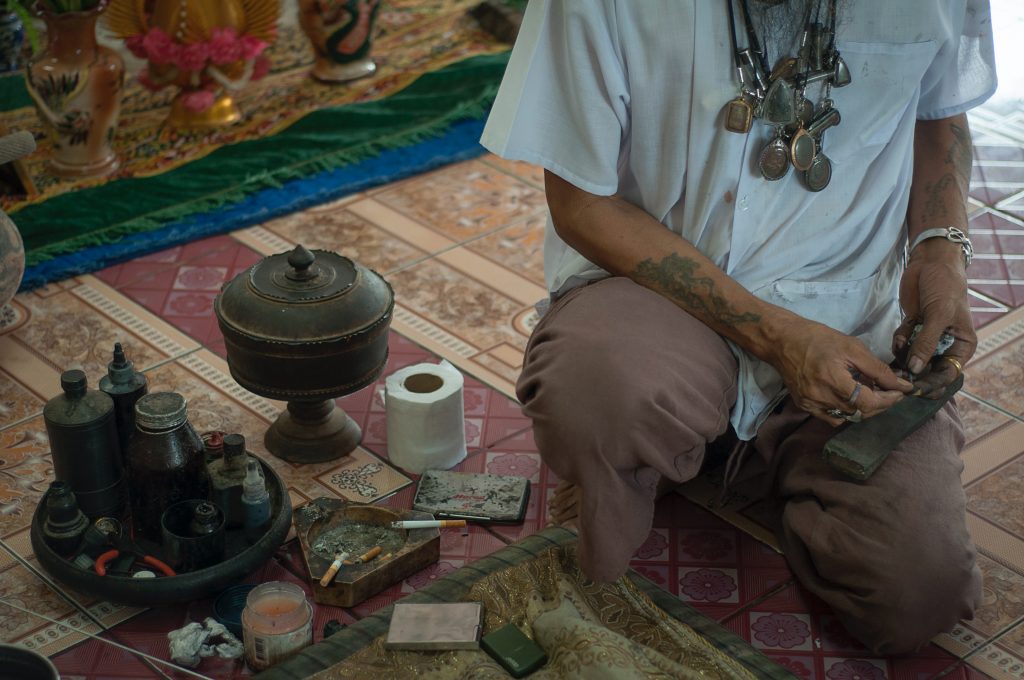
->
[806,104,842,138]
[832,56,852,87]
[805,152,832,191]
[770,57,798,83]
[790,127,816,171]
[759,132,791,181]
[763,78,796,126]
[723,96,754,134]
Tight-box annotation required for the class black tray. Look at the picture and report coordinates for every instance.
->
[31,459,292,606]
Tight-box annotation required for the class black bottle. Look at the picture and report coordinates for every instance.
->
[43,370,126,519]
[42,481,90,557]
[99,343,148,454]
[126,392,207,543]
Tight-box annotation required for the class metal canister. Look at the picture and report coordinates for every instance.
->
[99,342,148,454]
[43,370,126,519]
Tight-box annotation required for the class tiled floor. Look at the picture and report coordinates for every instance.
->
[3,23,1024,680]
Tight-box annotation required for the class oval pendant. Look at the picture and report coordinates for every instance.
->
[805,152,832,191]
[759,137,791,181]
[790,128,816,171]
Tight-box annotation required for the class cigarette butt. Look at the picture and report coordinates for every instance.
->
[380,552,393,561]
[390,519,468,529]
[319,552,349,587]
[344,545,383,566]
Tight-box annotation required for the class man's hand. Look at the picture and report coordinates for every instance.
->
[893,241,976,398]
[901,113,976,399]
[769,317,913,426]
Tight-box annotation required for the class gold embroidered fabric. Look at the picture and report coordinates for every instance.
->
[310,544,757,680]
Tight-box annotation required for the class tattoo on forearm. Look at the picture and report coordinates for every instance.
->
[633,253,761,326]
[946,122,973,191]
[920,173,957,223]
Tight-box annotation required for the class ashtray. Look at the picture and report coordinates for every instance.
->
[294,498,440,607]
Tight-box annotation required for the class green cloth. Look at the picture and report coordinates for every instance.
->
[13,51,510,266]
[0,72,33,112]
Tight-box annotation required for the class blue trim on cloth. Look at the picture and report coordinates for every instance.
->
[20,118,488,290]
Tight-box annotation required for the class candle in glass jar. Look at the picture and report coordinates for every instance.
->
[241,582,313,670]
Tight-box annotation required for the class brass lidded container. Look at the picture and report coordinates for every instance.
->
[214,245,394,463]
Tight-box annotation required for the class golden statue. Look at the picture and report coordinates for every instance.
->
[105,0,279,129]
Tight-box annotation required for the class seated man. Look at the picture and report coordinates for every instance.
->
[481,0,997,654]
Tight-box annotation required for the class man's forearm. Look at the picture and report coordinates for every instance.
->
[906,114,972,256]
[544,171,796,363]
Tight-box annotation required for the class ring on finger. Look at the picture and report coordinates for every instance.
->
[942,355,963,377]
[826,408,863,423]
[846,383,862,405]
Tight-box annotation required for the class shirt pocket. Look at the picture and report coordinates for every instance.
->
[824,40,938,163]
[758,267,896,336]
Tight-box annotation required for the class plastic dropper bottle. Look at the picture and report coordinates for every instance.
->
[241,459,271,543]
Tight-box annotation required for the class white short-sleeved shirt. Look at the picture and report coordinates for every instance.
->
[481,0,997,439]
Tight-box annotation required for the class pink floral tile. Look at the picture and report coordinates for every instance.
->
[679,566,741,606]
[749,611,815,652]
[95,234,246,290]
[116,240,262,347]
[484,451,542,483]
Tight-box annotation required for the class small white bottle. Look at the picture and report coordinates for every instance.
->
[241,459,271,543]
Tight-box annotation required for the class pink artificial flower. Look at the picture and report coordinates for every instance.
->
[239,35,268,60]
[208,27,243,65]
[177,41,210,72]
[137,68,164,92]
[142,27,180,66]
[182,90,216,112]
[251,55,271,80]
[125,34,147,59]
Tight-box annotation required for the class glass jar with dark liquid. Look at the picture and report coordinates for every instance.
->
[126,392,207,543]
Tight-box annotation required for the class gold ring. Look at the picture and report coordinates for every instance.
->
[943,356,963,377]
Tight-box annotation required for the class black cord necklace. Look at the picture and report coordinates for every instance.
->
[722,0,850,191]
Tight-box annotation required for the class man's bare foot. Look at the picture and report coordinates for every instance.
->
[547,480,581,529]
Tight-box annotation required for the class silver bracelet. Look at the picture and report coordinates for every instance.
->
[908,226,973,268]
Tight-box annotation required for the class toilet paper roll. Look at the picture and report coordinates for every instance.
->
[384,360,467,474]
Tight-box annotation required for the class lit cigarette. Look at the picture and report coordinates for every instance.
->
[344,545,382,565]
[390,520,468,529]
[319,551,349,587]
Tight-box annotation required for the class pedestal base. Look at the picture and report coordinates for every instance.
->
[264,399,361,464]
[51,152,119,178]
[310,57,376,83]
[166,93,242,131]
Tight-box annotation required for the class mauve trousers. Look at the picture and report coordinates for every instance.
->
[516,277,982,655]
